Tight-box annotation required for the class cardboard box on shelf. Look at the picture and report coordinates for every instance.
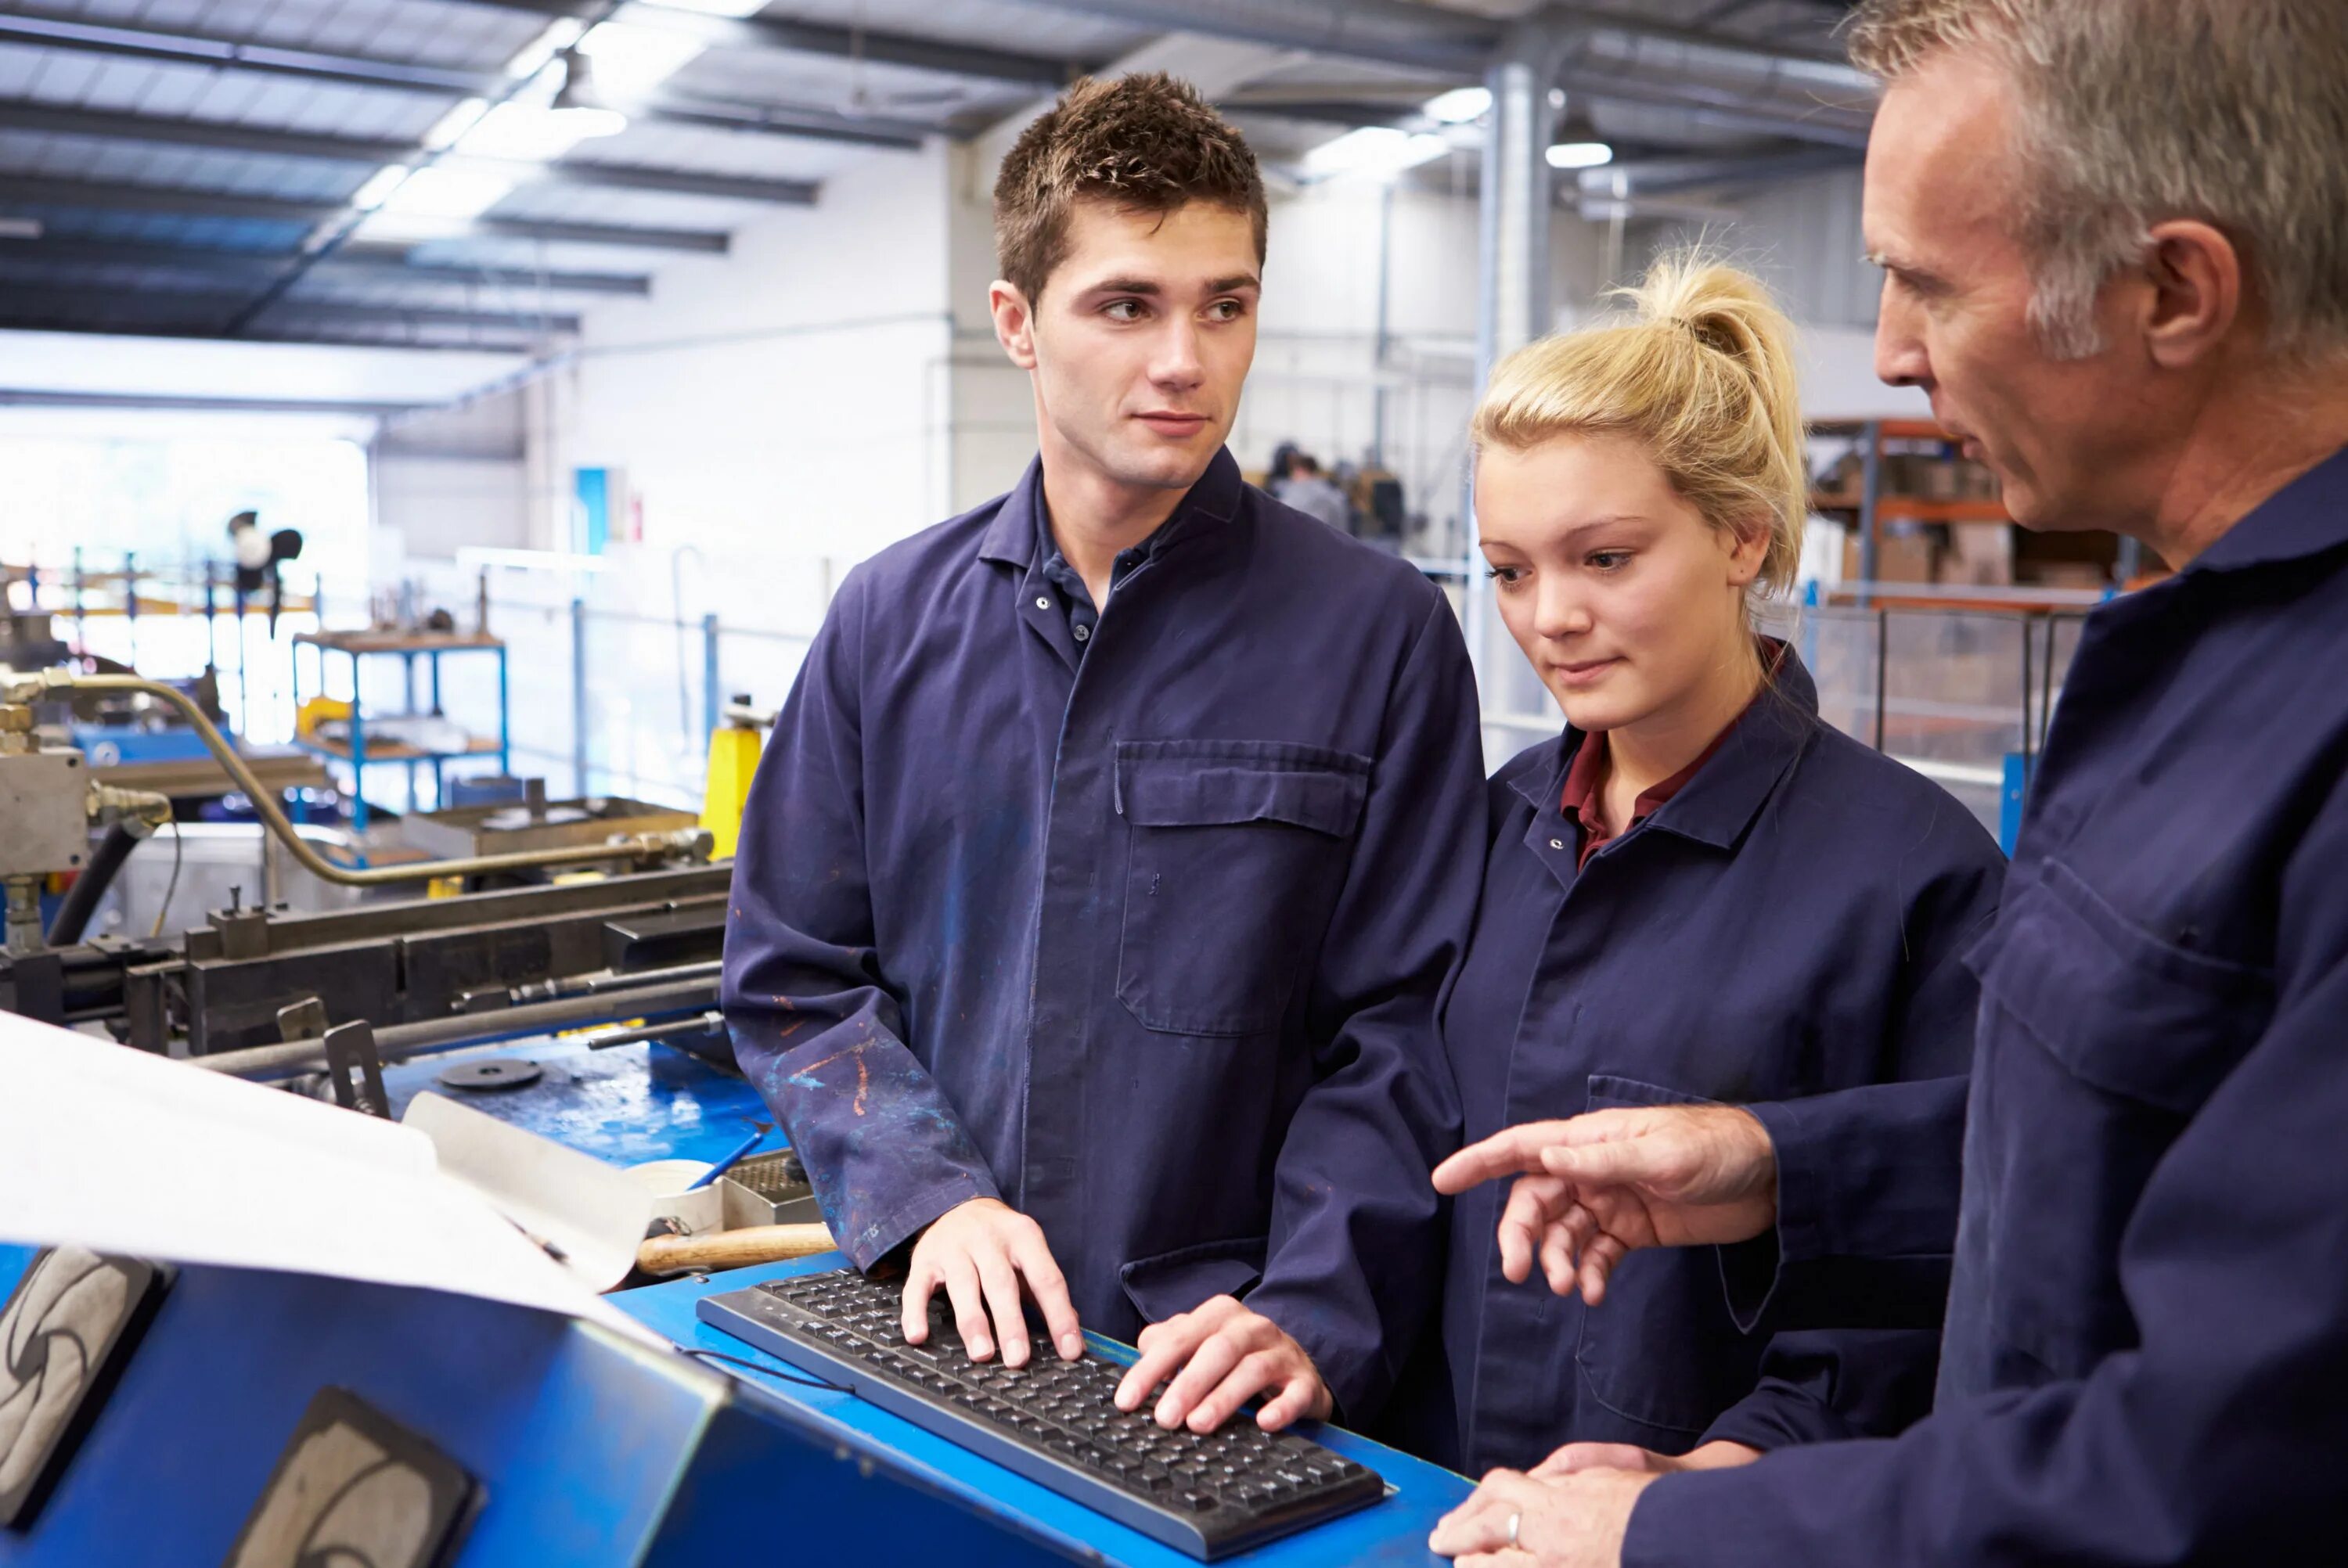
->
[1957,460,2003,500]
[1846,529,1939,584]
[2025,563,2113,591]
[1938,522,2016,586]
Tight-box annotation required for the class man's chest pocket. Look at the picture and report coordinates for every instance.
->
[1975,858,2274,1118]
[1114,739,1370,1038]
[1967,857,2277,1373]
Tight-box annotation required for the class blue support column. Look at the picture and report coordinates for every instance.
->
[122,549,139,667]
[347,649,370,843]
[497,644,512,777]
[702,613,722,754]
[571,597,589,797]
[2000,751,2029,856]
[402,649,419,814]
[1856,421,1882,610]
[430,650,445,811]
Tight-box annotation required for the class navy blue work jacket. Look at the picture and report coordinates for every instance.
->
[1631,448,2348,1564]
[1421,655,2003,1476]
[722,449,1487,1421]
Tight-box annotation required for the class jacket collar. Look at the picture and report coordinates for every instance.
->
[1508,644,1821,855]
[978,446,1247,571]
[2187,444,2348,574]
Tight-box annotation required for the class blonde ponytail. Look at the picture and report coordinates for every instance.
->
[1473,254,1810,597]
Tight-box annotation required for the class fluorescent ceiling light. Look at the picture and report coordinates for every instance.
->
[506,18,585,79]
[0,216,45,239]
[1303,126,1449,180]
[646,0,769,14]
[1422,86,1491,124]
[577,21,706,99]
[1547,141,1615,170]
[350,164,412,211]
[423,97,492,151]
[378,164,517,221]
[458,98,626,160]
[350,210,470,243]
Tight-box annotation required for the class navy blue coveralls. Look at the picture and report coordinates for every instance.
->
[721,449,1488,1422]
[1629,448,2348,1563]
[1422,654,2004,1476]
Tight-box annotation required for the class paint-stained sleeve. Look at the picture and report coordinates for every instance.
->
[1627,781,2348,1568]
[722,569,999,1268]
[1244,592,1486,1423]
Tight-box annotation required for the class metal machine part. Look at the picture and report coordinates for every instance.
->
[116,865,729,1059]
[438,1059,543,1092]
[198,974,722,1079]
[0,702,85,954]
[404,779,700,864]
[402,793,700,864]
[0,750,87,878]
[2,670,711,888]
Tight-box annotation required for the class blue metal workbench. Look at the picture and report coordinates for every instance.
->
[613,1255,1468,1567]
[2,1036,1472,1565]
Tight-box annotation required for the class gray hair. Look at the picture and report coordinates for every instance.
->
[1848,0,2348,362]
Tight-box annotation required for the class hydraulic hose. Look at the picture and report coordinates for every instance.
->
[45,820,143,945]
[5,670,710,886]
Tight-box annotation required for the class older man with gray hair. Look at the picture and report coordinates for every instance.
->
[1427,2,2348,1564]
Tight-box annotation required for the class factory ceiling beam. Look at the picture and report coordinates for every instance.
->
[996,1,1875,129]
[0,314,543,352]
[0,173,731,252]
[0,282,582,336]
[0,235,652,295]
[0,388,431,416]
[0,103,819,203]
[1551,69,1871,149]
[454,0,1084,89]
[0,14,933,150]
[987,0,1499,74]
[1575,145,1863,197]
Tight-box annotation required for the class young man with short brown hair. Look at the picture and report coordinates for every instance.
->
[724,74,1484,1435]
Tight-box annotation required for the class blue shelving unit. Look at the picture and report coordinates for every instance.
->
[290,628,512,841]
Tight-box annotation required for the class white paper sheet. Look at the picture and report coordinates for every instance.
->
[0,1010,663,1349]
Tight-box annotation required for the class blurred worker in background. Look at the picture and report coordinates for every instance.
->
[1397,257,2000,1479]
[724,74,1484,1439]
[1271,452,1353,533]
[1428,2,2348,1563]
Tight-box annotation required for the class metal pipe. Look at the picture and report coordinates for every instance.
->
[3,670,708,886]
[585,1011,725,1051]
[510,958,722,1005]
[193,976,722,1079]
[1465,25,1569,699]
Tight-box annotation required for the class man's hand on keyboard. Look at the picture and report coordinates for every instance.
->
[902,1196,1084,1368]
[1113,1296,1333,1434]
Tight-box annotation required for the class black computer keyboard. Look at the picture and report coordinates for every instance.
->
[697,1268,1386,1559]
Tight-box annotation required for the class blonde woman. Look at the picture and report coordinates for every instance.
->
[1410,260,2004,1479]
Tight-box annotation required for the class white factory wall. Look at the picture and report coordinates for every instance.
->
[542,138,956,619]
[378,143,1927,804]
[372,387,531,565]
[944,153,1612,554]
[438,140,963,802]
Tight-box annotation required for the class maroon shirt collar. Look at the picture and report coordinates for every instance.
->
[1560,642,1787,870]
